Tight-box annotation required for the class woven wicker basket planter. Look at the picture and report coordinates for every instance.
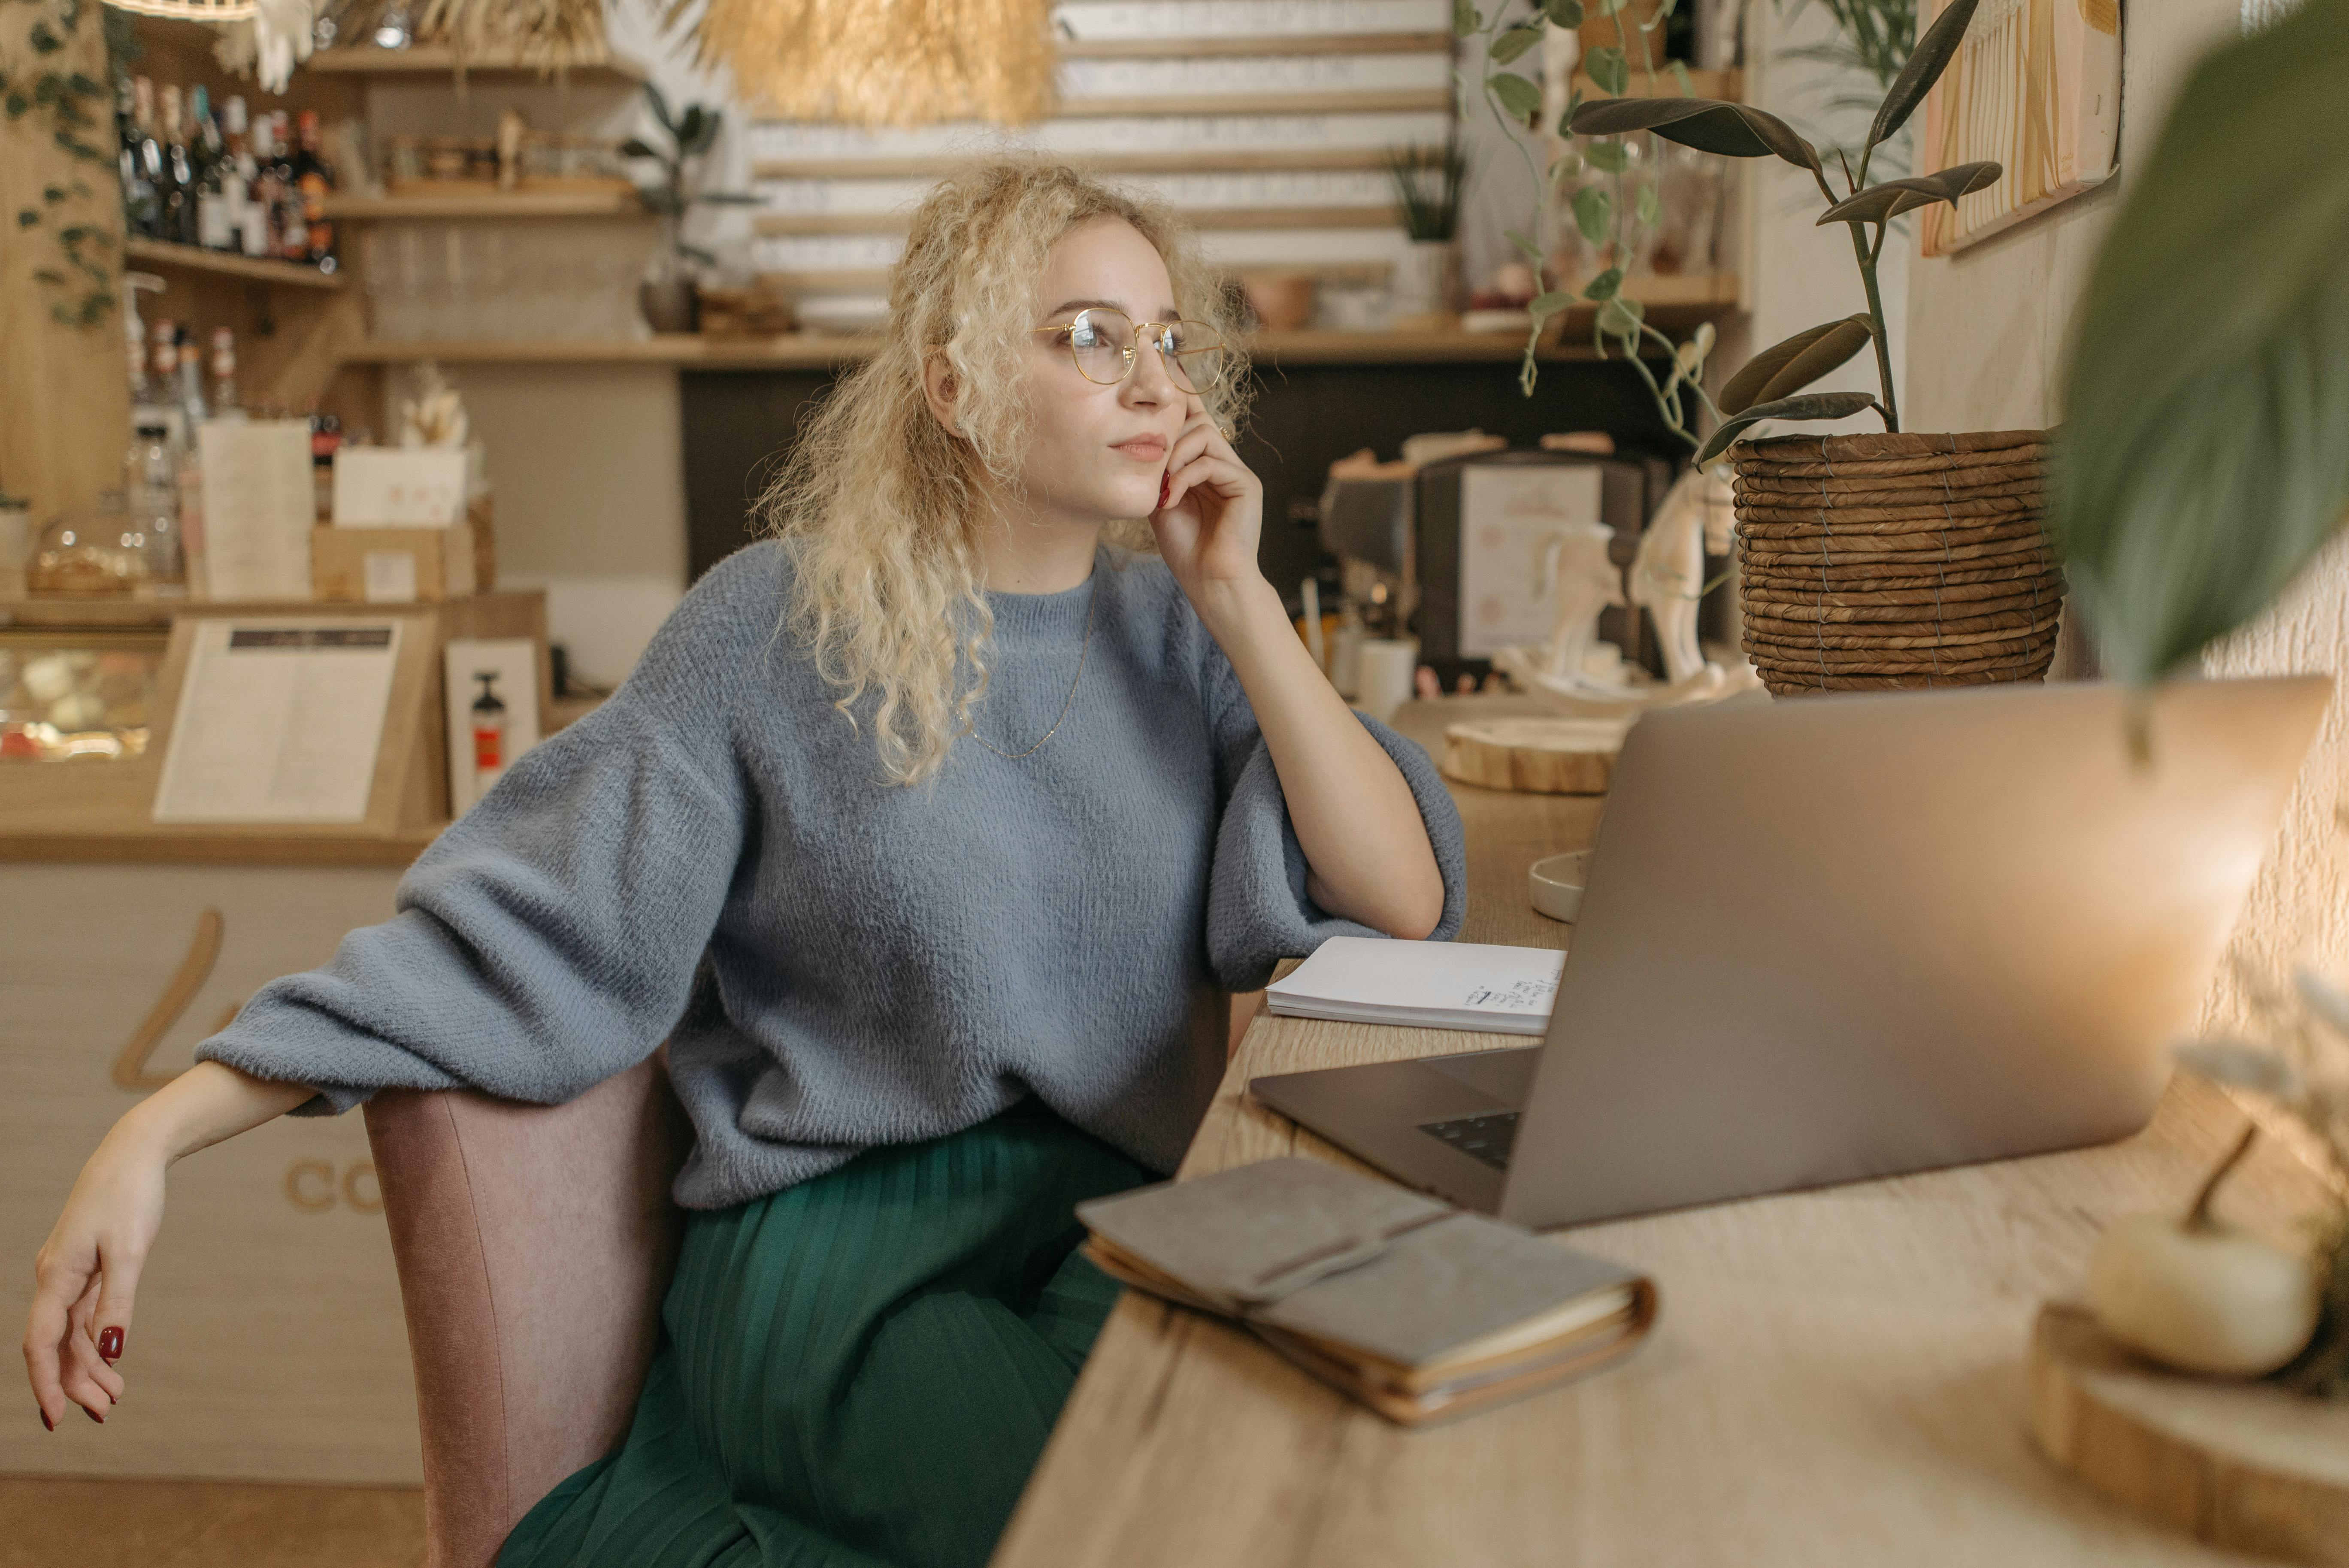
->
[1730,429,2063,696]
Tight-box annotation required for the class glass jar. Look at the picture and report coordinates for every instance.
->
[125,422,187,594]
[27,504,141,597]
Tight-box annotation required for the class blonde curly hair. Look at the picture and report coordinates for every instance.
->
[756,157,1252,788]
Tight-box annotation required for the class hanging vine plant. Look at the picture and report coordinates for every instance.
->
[0,0,120,329]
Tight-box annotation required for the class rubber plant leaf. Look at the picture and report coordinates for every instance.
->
[1868,0,1980,151]
[1693,390,1884,468]
[1569,97,1817,171]
[1717,315,1874,417]
[2047,0,2349,682]
[1816,161,2001,226]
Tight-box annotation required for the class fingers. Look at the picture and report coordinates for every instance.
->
[92,1240,142,1376]
[67,1279,125,1409]
[23,1250,88,1431]
[1164,452,1258,515]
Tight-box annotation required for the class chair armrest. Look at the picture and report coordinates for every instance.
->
[365,1058,690,1568]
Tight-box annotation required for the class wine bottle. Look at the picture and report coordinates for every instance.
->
[220,96,255,257]
[192,85,233,251]
[291,110,336,272]
[242,110,278,259]
[160,84,196,246]
[115,77,155,237]
[133,77,171,242]
[208,327,242,419]
[270,111,306,264]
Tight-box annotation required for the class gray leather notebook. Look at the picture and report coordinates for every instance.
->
[1077,1156,1657,1425]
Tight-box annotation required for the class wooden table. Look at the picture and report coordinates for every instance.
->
[994,697,2334,1567]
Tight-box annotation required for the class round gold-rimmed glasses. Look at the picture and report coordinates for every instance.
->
[1029,307,1226,394]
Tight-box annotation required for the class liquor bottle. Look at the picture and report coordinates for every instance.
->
[159,84,196,246]
[270,112,307,264]
[470,672,509,795]
[208,327,243,418]
[242,110,277,259]
[290,110,336,272]
[191,86,233,250]
[115,77,155,237]
[175,327,209,431]
[217,96,251,256]
[133,77,170,242]
[148,319,180,434]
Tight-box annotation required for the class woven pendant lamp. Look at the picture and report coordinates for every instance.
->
[674,0,1056,127]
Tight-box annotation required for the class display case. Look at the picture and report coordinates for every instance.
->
[0,627,169,763]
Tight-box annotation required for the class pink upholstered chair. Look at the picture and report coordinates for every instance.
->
[363,994,1261,1568]
[364,1057,692,1568]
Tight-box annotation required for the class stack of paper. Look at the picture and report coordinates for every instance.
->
[1265,937,1565,1035]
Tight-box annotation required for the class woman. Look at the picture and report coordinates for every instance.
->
[24,160,1466,1566]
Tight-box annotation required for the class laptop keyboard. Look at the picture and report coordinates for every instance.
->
[1417,1111,1520,1171]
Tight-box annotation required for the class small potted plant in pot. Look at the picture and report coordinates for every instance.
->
[1383,136,1469,328]
[624,84,759,336]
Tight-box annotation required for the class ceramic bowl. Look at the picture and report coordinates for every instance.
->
[1529,850,1592,923]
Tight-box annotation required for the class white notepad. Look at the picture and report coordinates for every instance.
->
[1265,937,1566,1035]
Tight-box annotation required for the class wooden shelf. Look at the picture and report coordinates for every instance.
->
[754,206,1399,237]
[1051,88,1449,118]
[304,45,648,83]
[1058,31,1451,58]
[122,237,348,290]
[755,148,1403,180]
[322,190,647,220]
[333,319,1735,369]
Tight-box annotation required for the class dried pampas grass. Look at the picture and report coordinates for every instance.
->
[414,0,610,75]
[673,0,1055,127]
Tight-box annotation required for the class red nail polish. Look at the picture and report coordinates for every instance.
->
[1158,473,1170,509]
[97,1327,122,1364]
[85,1407,103,1425]
[40,1409,53,1432]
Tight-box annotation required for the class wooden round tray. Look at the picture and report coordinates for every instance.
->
[1440,717,1627,796]
[2029,1302,2349,1563]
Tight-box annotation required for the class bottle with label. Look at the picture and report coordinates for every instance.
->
[470,672,508,795]
[242,111,278,259]
[192,85,234,251]
[271,112,307,263]
[174,327,209,432]
[115,77,155,237]
[159,84,196,246]
[290,110,336,272]
[207,327,242,419]
[125,421,186,595]
[133,78,171,243]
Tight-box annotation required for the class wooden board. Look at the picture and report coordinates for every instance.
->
[1441,716,1627,794]
[993,690,2344,1568]
[2029,1302,2349,1564]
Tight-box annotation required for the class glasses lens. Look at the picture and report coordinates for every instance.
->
[1160,319,1224,394]
[1065,308,1135,384]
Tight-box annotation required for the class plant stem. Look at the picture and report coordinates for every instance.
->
[2187,1121,2260,1230]
[1850,222,1899,430]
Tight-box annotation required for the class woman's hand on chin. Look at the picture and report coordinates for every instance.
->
[1150,394,1267,617]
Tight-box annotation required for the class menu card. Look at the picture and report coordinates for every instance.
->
[197,421,316,600]
[153,620,402,823]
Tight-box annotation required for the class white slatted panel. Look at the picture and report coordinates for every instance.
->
[750,0,1453,329]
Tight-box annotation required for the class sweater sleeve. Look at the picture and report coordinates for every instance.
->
[194,551,770,1116]
[1199,643,1468,993]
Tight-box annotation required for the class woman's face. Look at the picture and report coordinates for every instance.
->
[1003,217,1194,527]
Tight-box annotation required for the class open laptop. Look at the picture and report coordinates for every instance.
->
[1251,676,2329,1231]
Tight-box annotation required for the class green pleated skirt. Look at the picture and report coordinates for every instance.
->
[498,1101,1151,1568]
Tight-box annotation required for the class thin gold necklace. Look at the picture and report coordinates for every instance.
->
[971,579,1098,760]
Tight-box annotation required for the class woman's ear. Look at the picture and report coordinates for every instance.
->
[922,349,963,437]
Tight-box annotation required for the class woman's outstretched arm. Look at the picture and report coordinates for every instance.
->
[24,1062,314,1429]
[1154,397,1447,941]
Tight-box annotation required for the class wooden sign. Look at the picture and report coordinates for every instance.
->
[1918,0,2120,254]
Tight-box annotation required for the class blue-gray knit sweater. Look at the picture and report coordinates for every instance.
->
[196,542,1468,1208]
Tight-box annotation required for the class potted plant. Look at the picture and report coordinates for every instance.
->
[623,83,758,335]
[1383,136,1468,327]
